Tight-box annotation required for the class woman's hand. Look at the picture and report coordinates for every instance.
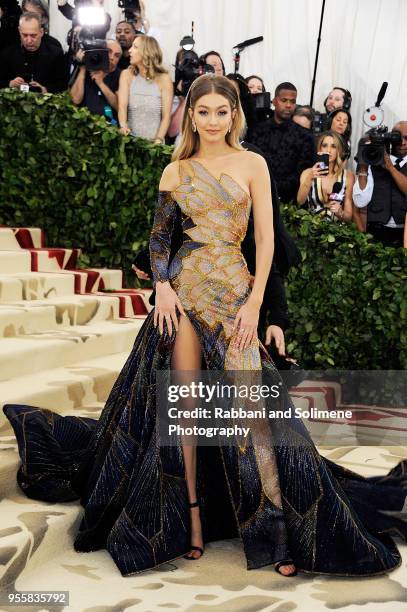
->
[265,325,285,355]
[329,202,344,217]
[311,161,328,179]
[119,126,131,135]
[233,299,260,351]
[132,264,150,281]
[154,282,186,335]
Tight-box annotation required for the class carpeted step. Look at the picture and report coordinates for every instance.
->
[0,251,31,274]
[0,272,76,301]
[0,227,44,249]
[0,494,83,590]
[0,319,144,382]
[30,248,81,272]
[0,295,126,336]
[0,276,24,302]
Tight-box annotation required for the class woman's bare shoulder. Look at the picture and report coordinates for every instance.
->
[238,150,268,174]
[120,68,133,82]
[159,161,180,191]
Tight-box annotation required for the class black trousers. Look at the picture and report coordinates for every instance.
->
[367,223,404,248]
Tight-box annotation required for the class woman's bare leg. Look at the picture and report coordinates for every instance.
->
[171,315,204,559]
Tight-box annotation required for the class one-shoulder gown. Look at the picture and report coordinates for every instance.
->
[4,159,407,576]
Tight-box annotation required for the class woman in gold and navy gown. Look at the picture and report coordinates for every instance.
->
[4,75,407,578]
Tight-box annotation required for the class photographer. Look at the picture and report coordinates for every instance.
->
[0,12,67,92]
[69,39,122,117]
[353,121,407,247]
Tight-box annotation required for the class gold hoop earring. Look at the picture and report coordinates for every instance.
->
[228,122,232,133]
[192,120,197,132]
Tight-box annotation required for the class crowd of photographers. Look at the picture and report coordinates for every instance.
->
[0,1,406,250]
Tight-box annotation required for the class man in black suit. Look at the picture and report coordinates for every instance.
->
[0,12,67,92]
[248,82,316,203]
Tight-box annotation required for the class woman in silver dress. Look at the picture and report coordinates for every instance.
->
[118,35,173,144]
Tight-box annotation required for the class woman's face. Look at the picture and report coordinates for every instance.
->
[247,77,263,94]
[189,92,235,143]
[205,54,224,76]
[293,114,311,129]
[325,89,345,113]
[319,136,338,162]
[331,111,348,135]
[129,37,144,67]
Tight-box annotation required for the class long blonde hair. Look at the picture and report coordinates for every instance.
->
[316,130,345,178]
[172,74,246,161]
[129,35,167,80]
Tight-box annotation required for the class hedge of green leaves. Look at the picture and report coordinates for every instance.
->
[0,90,172,275]
[0,90,405,369]
[282,206,406,369]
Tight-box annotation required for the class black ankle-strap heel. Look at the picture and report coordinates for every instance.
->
[184,501,204,560]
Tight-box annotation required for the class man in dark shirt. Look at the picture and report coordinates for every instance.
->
[69,39,122,118]
[0,12,67,92]
[249,82,316,202]
[116,20,139,70]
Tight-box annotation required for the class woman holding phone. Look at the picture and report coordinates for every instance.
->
[297,131,353,222]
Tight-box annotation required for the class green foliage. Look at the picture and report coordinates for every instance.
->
[282,205,407,369]
[0,91,405,369]
[0,90,172,279]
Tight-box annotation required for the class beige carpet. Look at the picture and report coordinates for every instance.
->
[1,446,406,612]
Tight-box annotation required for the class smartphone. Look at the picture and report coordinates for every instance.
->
[318,153,330,173]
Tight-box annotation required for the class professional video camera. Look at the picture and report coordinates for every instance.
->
[356,82,402,166]
[251,92,272,122]
[118,0,140,23]
[72,4,109,72]
[175,36,214,98]
[312,111,329,135]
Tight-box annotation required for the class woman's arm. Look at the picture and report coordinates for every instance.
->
[249,154,274,307]
[297,168,313,205]
[233,153,273,350]
[117,69,131,133]
[154,74,174,142]
[151,162,185,334]
[339,170,354,222]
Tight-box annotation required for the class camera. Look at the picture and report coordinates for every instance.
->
[356,81,402,165]
[312,111,329,135]
[252,92,272,122]
[118,0,140,23]
[357,127,401,166]
[176,52,214,98]
[81,38,109,72]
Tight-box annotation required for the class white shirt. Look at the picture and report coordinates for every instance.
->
[353,154,407,227]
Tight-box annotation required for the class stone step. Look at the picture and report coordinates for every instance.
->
[0,294,127,337]
[0,251,31,274]
[0,319,144,382]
